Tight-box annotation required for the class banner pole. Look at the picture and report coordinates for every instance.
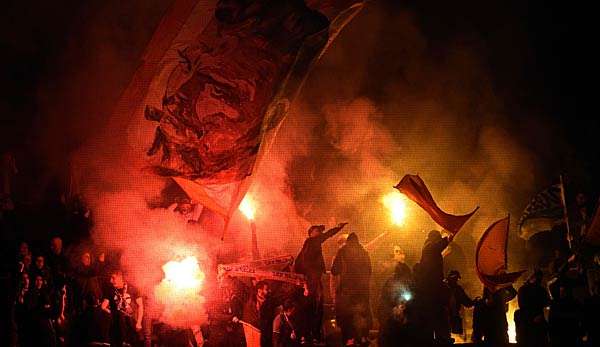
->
[559,174,572,251]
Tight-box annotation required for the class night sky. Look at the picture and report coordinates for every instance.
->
[0,0,597,200]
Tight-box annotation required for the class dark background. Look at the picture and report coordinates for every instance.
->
[0,0,597,206]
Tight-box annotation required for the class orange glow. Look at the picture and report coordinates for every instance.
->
[507,300,517,343]
[154,254,207,327]
[161,256,205,290]
[239,194,256,220]
[381,191,408,226]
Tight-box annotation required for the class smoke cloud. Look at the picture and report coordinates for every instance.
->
[35,0,552,324]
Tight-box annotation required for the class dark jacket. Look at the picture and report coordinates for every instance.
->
[294,227,342,276]
[418,235,449,287]
[331,239,372,297]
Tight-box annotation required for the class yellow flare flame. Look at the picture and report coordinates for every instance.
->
[239,195,256,221]
[162,256,205,291]
[381,191,408,226]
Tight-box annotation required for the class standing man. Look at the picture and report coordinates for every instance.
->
[515,269,549,347]
[415,230,454,344]
[242,281,278,347]
[294,222,348,343]
[445,270,475,337]
[272,299,300,347]
[102,269,144,347]
[331,232,372,346]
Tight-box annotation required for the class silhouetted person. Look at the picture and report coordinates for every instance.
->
[72,293,112,346]
[31,254,52,288]
[294,222,347,342]
[272,299,300,347]
[331,232,372,345]
[515,269,549,347]
[47,236,69,286]
[205,276,246,347]
[242,280,279,347]
[583,277,600,347]
[415,230,454,344]
[445,270,474,336]
[548,283,582,347]
[377,261,413,327]
[101,270,144,347]
[378,300,429,347]
[72,251,104,315]
[23,274,57,347]
[472,286,516,346]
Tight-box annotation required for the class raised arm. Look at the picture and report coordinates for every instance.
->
[318,222,348,243]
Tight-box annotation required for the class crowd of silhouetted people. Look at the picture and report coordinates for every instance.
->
[2,172,600,347]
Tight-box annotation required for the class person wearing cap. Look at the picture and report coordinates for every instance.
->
[445,270,475,336]
[293,222,348,342]
[515,269,549,347]
[331,232,372,346]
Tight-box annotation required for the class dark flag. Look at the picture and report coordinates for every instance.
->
[518,184,565,240]
[394,174,479,235]
[476,216,525,292]
[585,201,600,246]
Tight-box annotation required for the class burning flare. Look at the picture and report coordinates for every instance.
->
[239,194,257,221]
[381,191,408,226]
[155,255,207,327]
[161,256,205,291]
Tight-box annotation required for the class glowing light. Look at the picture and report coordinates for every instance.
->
[381,191,408,226]
[154,254,207,327]
[239,194,256,220]
[401,291,412,301]
[161,256,205,291]
[507,300,517,343]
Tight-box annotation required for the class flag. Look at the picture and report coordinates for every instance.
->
[518,184,565,240]
[241,321,261,347]
[394,174,479,235]
[111,0,365,232]
[476,216,525,292]
[585,201,600,246]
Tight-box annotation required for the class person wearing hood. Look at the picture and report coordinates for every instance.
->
[415,230,454,345]
[515,269,549,347]
[331,232,372,346]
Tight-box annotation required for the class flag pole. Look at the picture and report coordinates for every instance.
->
[559,174,572,251]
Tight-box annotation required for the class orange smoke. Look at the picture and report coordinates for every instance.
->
[154,254,207,327]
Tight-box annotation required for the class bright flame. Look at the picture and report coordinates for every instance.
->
[507,300,517,343]
[161,256,205,291]
[381,191,408,226]
[155,255,207,327]
[239,194,256,220]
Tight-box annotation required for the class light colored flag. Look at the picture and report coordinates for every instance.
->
[518,183,565,240]
[476,216,525,292]
[394,174,479,235]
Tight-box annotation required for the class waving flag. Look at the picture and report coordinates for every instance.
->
[476,216,525,292]
[110,0,365,234]
[518,183,565,240]
[394,174,479,235]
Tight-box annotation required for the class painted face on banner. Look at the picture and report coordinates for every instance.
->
[145,1,329,183]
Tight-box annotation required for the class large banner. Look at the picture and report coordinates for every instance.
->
[218,255,305,286]
[127,0,365,226]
